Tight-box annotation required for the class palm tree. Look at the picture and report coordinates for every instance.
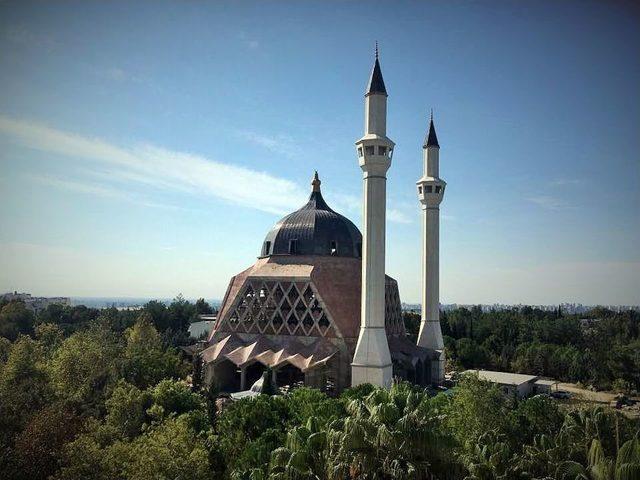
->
[326,381,454,479]
[268,416,327,480]
[555,437,640,480]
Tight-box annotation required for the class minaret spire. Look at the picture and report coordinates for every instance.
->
[424,110,440,148]
[366,43,387,97]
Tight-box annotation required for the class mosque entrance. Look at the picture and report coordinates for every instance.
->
[244,362,266,390]
[213,359,241,393]
[276,363,305,389]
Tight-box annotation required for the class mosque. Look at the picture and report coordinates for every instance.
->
[201,48,446,393]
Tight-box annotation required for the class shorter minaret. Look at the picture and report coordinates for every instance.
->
[351,44,394,388]
[416,112,445,384]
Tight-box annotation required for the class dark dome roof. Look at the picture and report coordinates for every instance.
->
[261,173,362,258]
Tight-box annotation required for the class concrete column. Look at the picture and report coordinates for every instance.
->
[240,366,247,390]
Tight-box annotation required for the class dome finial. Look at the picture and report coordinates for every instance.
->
[430,108,433,122]
[311,171,321,192]
[375,41,379,59]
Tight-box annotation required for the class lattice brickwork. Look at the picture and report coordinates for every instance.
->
[220,280,336,337]
[385,280,405,335]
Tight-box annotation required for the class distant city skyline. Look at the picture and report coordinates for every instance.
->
[0,1,638,304]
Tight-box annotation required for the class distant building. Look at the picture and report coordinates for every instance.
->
[465,369,557,399]
[189,318,216,339]
[0,291,70,313]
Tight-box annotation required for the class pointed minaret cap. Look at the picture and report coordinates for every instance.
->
[366,41,387,97]
[311,171,321,192]
[423,109,440,148]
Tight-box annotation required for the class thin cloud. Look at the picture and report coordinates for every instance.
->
[3,25,57,51]
[330,192,412,225]
[526,195,569,210]
[1,116,412,222]
[0,116,307,215]
[236,130,302,159]
[387,208,412,224]
[238,32,260,50]
[549,178,584,187]
[28,174,183,211]
[100,67,146,85]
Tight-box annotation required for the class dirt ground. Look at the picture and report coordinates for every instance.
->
[557,382,640,419]
[557,382,618,404]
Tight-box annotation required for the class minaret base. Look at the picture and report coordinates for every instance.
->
[351,327,393,388]
[431,350,445,385]
[418,319,445,385]
[351,364,393,388]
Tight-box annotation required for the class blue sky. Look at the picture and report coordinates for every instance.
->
[0,1,638,305]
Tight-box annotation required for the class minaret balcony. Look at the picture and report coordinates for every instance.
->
[416,176,446,207]
[356,135,395,173]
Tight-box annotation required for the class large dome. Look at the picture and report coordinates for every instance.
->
[261,173,362,258]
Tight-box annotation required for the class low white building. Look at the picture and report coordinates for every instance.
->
[189,318,216,340]
[465,369,557,399]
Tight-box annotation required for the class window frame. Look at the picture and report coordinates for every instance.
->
[288,239,298,255]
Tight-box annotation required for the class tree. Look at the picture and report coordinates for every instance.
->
[285,387,344,429]
[195,298,213,315]
[10,404,82,480]
[0,301,35,340]
[49,324,122,407]
[192,354,204,392]
[121,416,211,480]
[0,336,11,364]
[215,395,290,475]
[446,374,512,449]
[142,300,171,332]
[104,381,152,439]
[269,416,327,480]
[56,415,211,480]
[0,335,52,447]
[34,323,64,357]
[326,382,456,479]
[121,313,186,388]
[150,379,205,418]
[455,338,489,368]
[167,294,197,332]
[555,437,640,480]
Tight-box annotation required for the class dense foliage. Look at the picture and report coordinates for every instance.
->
[405,306,640,393]
[0,298,638,479]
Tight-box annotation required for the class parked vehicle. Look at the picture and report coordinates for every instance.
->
[551,390,572,399]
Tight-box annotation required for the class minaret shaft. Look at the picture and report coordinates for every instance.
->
[365,94,387,136]
[419,205,444,358]
[361,174,387,330]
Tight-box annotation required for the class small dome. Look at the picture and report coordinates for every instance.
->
[261,172,362,258]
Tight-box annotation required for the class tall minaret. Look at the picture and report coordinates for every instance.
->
[351,44,395,388]
[416,112,445,384]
